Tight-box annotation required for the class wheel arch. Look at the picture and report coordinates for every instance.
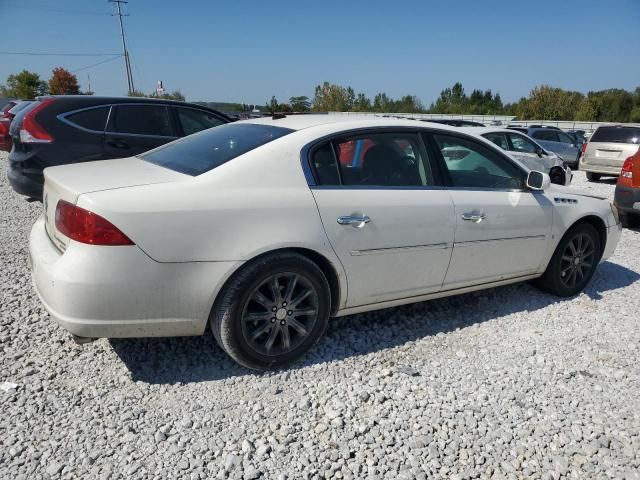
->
[210,247,344,320]
[573,214,607,260]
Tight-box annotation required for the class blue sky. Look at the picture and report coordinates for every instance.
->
[1,0,639,105]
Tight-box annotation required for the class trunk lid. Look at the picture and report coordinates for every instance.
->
[43,157,188,250]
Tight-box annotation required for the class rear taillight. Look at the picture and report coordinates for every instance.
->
[55,200,134,246]
[618,155,634,188]
[19,99,55,144]
[579,142,587,159]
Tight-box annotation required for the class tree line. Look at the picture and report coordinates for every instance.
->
[0,68,185,101]
[3,69,639,122]
[269,81,640,123]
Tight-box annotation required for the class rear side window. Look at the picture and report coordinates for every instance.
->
[483,132,509,150]
[140,123,293,176]
[332,133,433,186]
[532,130,559,142]
[65,107,109,132]
[590,126,640,144]
[177,108,226,136]
[108,104,173,136]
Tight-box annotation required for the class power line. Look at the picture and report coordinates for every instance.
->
[109,0,135,94]
[3,3,111,16]
[0,51,122,57]
[72,55,124,73]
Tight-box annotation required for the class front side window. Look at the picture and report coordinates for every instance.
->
[177,108,226,136]
[326,133,432,186]
[109,104,173,136]
[557,131,575,144]
[434,134,524,189]
[65,106,109,132]
[507,133,538,153]
[140,123,293,176]
[483,132,509,150]
[533,130,559,142]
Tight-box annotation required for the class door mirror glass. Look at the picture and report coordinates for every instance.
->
[526,170,551,190]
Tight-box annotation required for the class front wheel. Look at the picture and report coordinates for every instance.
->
[586,172,601,182]
[535,223,601,297]
[210,252,331,370]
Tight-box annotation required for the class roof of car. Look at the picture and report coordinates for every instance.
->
[241,114,461,132]
[458,126,523,136]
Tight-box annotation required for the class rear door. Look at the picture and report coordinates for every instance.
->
[308,130,456,307]
[104,103,177,157]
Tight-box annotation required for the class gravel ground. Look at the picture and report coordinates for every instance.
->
[1,153,639,480]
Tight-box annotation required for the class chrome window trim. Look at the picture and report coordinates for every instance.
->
[57,104,111,134]
[301,126,531,191]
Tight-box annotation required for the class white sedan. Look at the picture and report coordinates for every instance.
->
[29,116,622,369]
[461,127,573,186]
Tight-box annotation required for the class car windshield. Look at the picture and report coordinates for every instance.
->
[139,123,294,176]
[590,126,640,144]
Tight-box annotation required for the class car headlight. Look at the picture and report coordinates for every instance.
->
[610,202,620,224]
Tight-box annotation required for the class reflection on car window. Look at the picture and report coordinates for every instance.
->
[557,132,574,144]
[483,133,509,150]
[434,134,523,189]
[110,105,173,136]
[507,133,538,153]
[330,133,431,186]
[311,143,341,185]
[177,108,226,136]
[140,123,293,176]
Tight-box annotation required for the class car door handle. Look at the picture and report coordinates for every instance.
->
[461,211,486,223]
[107,139,129,149]
[337,215,371,228]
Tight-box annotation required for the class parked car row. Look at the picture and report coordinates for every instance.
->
[5,96,231,199]
[0,100,33,152]
[27,115,621,369]
[579,125,640,181]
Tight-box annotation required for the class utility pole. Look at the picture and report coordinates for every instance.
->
[109,0,135,94]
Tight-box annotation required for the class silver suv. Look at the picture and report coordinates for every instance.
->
[580,125,640,181]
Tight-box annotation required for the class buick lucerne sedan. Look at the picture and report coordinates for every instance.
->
[30,116,622,369]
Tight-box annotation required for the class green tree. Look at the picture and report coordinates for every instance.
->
[289,95,311,112]
[127,90,146,97]
[0,70,48,99]
[312,82,352,112]
[353,93,372,112]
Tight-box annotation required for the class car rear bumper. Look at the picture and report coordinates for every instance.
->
[579,161,621,176]
[7,163,44,199]
[614,185,640,214]
[29,215,241,338]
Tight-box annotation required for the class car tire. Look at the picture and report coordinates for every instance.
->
[620,212,640,229]
[586,172,601,182]
[210,252,331,370]
[534,223,601,297]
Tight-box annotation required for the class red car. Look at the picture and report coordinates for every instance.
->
[614,147,640,228]
[0,100,33,152]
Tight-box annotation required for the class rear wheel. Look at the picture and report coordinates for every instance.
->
[586,172,601,182]
[211,252,330,370]
[535,223,601,297]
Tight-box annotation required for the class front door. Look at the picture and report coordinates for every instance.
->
[430,133,553,289]
[308,131,455,307]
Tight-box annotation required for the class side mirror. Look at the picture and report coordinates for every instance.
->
[526,170,551,191]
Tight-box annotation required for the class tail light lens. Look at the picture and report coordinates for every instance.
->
[618,155,634,188]
[55,200,134,246]
[19,99,55,144]
[579,142,587,159]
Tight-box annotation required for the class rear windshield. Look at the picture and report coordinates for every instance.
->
[590,126,640,144]
[139,123,294,176]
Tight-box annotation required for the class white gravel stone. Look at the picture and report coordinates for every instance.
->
[0,155,639,479]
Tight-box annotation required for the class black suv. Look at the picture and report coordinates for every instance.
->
[7,96,231,199]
